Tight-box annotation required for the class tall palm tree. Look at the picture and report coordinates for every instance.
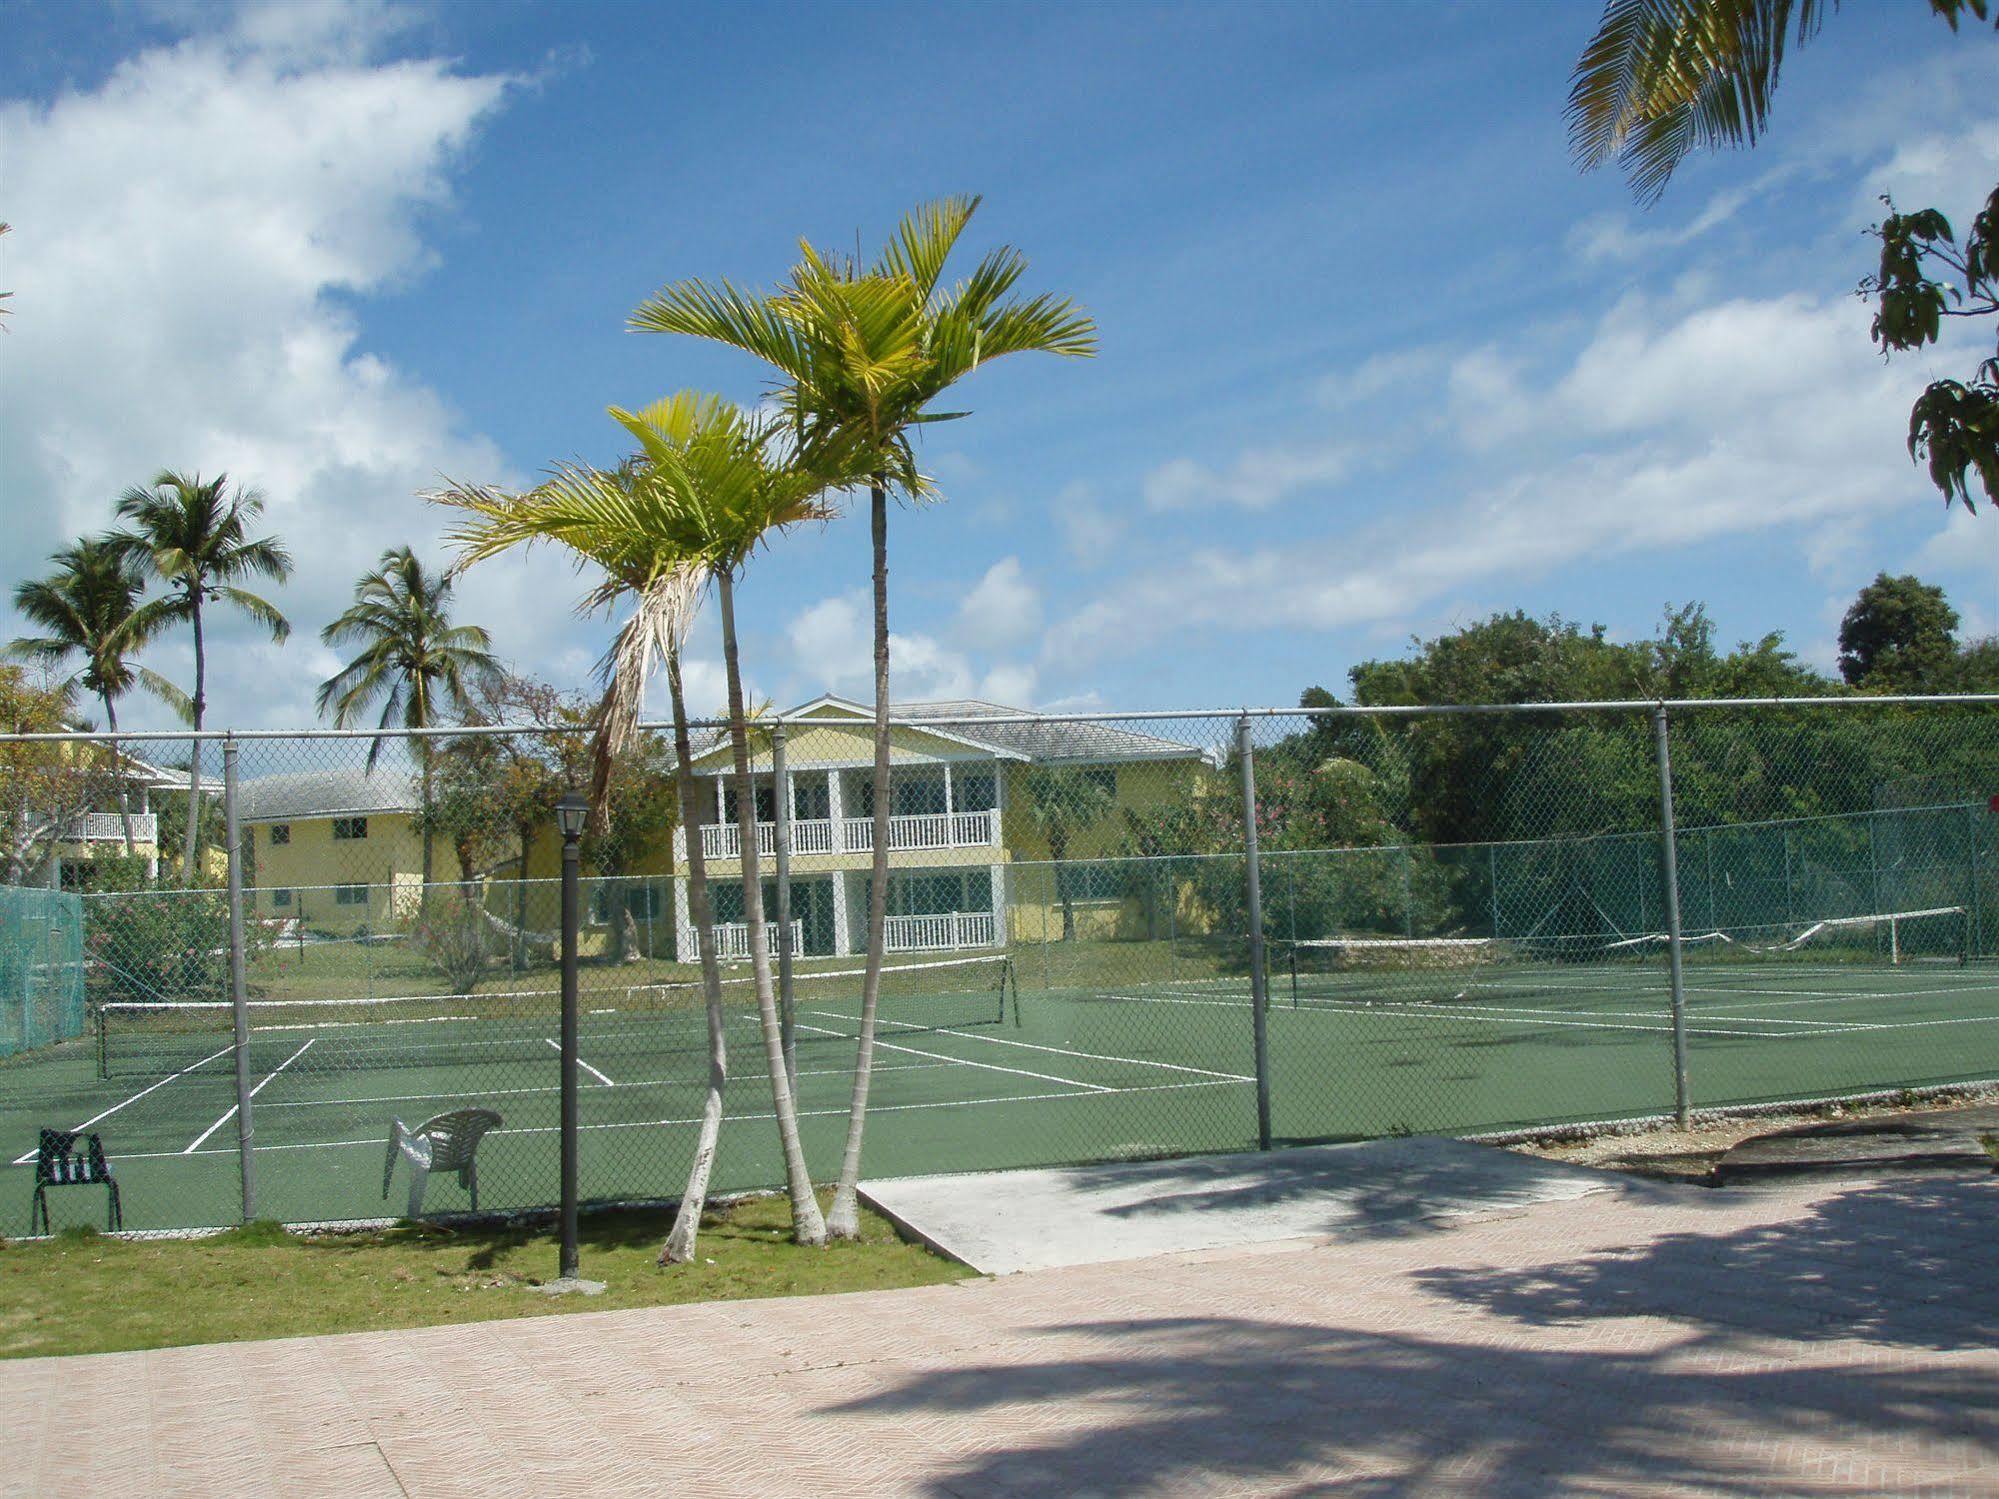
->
[433,392,851,1250]
[317,547,500,888]
[630,197,1096,1238]
[114,471,291,882]
[1020,766,1118,942]
[9,538,189,855]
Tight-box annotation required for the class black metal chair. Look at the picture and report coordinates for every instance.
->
[30,1128,122,1234]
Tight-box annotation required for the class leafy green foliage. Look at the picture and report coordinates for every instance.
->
[1864,188,1999,511]
[1838,573,1960,689]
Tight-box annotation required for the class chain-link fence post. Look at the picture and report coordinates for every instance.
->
[772,717,796,1098]
[1651,705,1691,1126]
[223,733,257,1220]
[1236,715,1273,1150]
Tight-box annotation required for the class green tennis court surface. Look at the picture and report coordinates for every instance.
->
[8,947,1999,1234]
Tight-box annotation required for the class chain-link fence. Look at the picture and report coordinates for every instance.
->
[5,695,1998,1232]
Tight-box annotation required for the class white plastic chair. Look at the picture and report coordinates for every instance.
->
[383,1109,502,1219]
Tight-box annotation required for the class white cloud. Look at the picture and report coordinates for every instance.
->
[1052,481,1123,567]
[956,557,1041,647]
[0,8,572,730]
[1142,442,1355,512]
[1315,348,1444,408]
[1569,182,1760,263]
[1047,285,1956,666]
[786,590,1038,706]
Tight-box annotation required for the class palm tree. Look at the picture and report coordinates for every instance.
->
[317,547,500,889]
[432,392,851,1250]
[114,471,291,882]
[9,538,189,855]
[630,197,1096,1238]
[1021,766,1119,941]
[1569,0,1993,203]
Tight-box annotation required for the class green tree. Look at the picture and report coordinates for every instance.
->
[436,391,848,1251]
[1568,1,1998,508]
[114,471,292,881]
[1020,766,1118,941]
[316,547,500,889]
[1838,573,1960,689]
[10,538,188,856]
[630,198,1096,1240]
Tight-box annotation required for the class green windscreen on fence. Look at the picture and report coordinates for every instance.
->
[0,884,85,1059]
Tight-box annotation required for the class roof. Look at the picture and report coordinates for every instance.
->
[679,695,1209,769]
[235,766,419,822]
[891,700,1210,765]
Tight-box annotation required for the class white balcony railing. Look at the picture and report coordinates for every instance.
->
[693,808,998,861]
[884,911,998,952]
[66,812,157,843]
[843,809,1000,854]
[713,919,804,961]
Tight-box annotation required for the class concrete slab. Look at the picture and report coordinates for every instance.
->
[859,1135,1625,1274]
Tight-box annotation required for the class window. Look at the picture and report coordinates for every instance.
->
[1056,863,1126,903]
[954,768,997,814]
[268,824,291,846]
[892,773,947,817]
[271,888,293,909]
[591,885,665,925]
[334,884,369,907]
[721,784,776,824]
[793,777,831,820]
[888,869,993,916]
[331,817,368,841]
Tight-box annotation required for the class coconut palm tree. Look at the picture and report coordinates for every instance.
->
[114,471,291,882]
[1020,765,1119,942]
[316,547,500,888]
[1569,0,1993,203]
[630,197,1096,1238]
[432,392,850,1250]
[9,538,189,855]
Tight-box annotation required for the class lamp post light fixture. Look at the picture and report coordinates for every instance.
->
[555,791,587,1286]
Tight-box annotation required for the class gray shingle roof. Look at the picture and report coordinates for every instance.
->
[893,700,1209,764]
[235,766,419,822]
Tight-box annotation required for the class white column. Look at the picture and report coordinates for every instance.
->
[989,862,1005,947]
[827,767,847,852]
[713,776,726,825]
[942,759,954,819]
[673,876,692,962]
[830,869,852,957]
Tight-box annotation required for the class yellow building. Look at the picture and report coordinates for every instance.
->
[674,696,1217,960]
[236,766,428,934]
[51,747,184,886]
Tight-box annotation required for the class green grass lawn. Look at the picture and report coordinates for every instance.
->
[0,1195,965,1359]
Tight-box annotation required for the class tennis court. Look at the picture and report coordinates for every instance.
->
[9,910,1999,1234]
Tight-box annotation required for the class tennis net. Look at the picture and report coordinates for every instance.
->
[1276,906,1969,1009]
[95,951,1016,1080]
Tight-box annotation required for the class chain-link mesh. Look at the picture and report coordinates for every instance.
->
[4,697,1998,1232]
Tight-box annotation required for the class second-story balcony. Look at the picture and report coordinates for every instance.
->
[692,807,999,862]
[66,811,159,844]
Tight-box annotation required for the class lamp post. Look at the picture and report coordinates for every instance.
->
[555,791,588,1282]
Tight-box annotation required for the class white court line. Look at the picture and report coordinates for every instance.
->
[834,1011,1257,1085]
[183,1039,315,1154]
[249,1059,954,1113]
[66,1076,1245,1162]
[789,1017,1115,1094]
[543,1038,616,1086]
[9,1041,237,1165]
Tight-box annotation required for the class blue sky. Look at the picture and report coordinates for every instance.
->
[2,0,1995,728]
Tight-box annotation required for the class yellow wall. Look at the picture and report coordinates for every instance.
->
[247,811,424,932]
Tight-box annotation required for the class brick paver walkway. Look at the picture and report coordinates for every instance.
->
[6,1173,1996,1496]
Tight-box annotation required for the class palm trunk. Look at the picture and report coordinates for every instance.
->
[661,649,730,1265]
[514,826,532,970]
[181,593,205,885]
[103,695,136,858]
[1052,827,1075,940]
[826,481,891,1240]
[717,570,825,1246]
